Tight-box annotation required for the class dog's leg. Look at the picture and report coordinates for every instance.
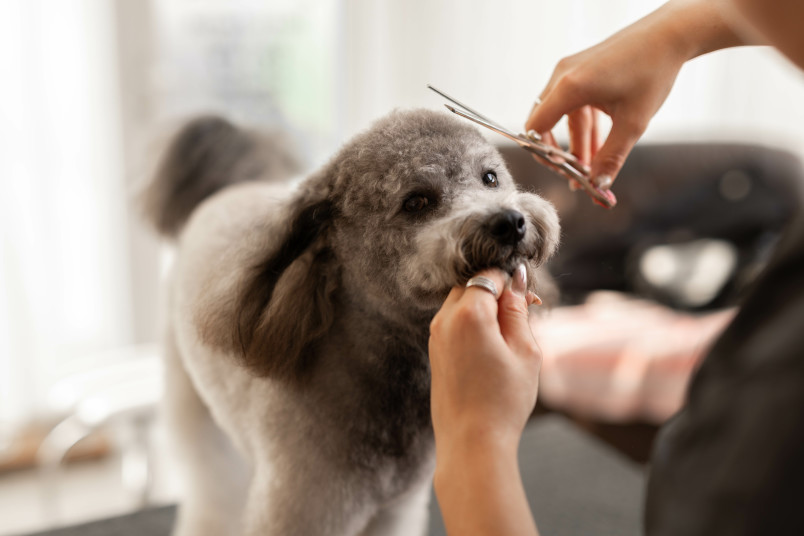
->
[242,459,378,536]
[359,478,433,536]
[164,329,250,536]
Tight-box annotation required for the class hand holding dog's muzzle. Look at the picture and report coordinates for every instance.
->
[465,275,501,299]
[428,265,543,459]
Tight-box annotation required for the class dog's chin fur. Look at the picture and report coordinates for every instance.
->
[409,254,538,310]
[143,109,560,536]
[459,251,535,281]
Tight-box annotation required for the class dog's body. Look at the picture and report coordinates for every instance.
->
[145,110,560,536]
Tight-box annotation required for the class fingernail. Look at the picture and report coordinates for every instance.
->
[512,264,527,296]
[528,292,543,306]
[593,174,613,191]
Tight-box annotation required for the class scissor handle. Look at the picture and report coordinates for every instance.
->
[523,146,617,208]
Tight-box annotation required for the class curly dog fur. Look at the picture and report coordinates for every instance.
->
[143,109,560,536]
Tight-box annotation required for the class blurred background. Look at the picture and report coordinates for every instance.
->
[1,0,804,534]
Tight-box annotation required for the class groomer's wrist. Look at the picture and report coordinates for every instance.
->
[434,426,520,490]
[661,0,746,60]
[434,432,538,536]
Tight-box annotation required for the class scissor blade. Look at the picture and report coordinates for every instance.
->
[428,85,510,132]
[447,101,583,166]
[445,105,530,146]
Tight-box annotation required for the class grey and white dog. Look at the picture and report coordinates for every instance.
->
[144,109,560,536]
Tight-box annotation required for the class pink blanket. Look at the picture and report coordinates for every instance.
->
[532,292,735,424]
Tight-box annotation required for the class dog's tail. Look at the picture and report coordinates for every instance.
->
[142,116,301,238]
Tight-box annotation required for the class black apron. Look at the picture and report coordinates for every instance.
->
[646,213,804,535]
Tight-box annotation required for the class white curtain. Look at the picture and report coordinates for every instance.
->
[0,0,345,429]
[2,0,803,429]
[0,0,131,427]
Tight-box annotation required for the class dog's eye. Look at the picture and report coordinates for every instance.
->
[403,194,430,213]
[483,171,498,187]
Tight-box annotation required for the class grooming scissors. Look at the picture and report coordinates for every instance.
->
[427,84,617,209]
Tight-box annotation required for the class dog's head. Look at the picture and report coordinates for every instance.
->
[326,109,560,310]
[234,109,559,379]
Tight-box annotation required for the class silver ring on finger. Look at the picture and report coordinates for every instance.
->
[465,276,499,299]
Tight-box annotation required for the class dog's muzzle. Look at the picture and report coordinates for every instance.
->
[487,209,526,245]
[457,209,534,279]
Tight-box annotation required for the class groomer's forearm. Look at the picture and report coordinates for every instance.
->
[658,0,748,59]
[434,436,539,536]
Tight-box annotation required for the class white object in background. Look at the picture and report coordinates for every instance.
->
[36,345,163,528]
[0,0,130,427]
[534,292,736,424]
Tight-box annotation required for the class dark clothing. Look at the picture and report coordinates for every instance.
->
[646,213,804,535]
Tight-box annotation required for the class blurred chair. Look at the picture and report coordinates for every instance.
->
[36,345,163,527]
[504,142,803,308]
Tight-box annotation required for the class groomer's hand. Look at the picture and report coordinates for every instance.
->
[429,265,541,456]
[429,265,541,536]
[526,0,744,190]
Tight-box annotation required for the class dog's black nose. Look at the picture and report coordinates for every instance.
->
[488,209,526,245]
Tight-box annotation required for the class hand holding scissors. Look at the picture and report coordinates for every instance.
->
[428,85,617,209]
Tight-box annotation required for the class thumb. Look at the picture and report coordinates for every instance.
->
[589,114,645,189]
[498,265,539,356]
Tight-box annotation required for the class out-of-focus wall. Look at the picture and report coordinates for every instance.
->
[2,0,803,428]
[115,0,342,354]
[0,0,131,426]
[340,0,804,159]
[0,0,344,426]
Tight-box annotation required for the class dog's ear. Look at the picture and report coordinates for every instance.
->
[233,193,339,382]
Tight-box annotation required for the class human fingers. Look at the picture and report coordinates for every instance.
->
[461,269,507,306]
[525,78,587,135]
[531,132,580,191]
[529,133,576,189]
[526,292,542,306]
[589,112,646,190]
[497,265,541,358]
[433,269,506,332]
[431,269,509,341]
[540,130,560,152]
[568,105,593,166]
[528,97,543,120]
[590,108,602,159]
[534,129,580,191]
[438,283,467,312]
